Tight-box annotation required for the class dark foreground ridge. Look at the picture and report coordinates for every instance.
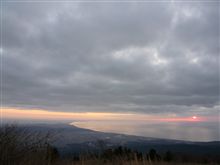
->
[1,123,220,165]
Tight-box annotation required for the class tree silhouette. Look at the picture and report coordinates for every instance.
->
[164,151,173,162]
[148,148,161,161]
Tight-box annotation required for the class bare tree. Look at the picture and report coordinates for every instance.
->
[0,124,59,165]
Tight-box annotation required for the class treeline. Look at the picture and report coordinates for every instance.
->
[75,146,166,162]
[71,146,220,164]
[1,124,220,165]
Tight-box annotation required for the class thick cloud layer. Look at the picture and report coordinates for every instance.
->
[2,1,219,116]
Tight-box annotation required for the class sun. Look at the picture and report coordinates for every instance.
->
[192,116,197,119]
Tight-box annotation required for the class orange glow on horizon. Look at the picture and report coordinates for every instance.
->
[157,116,204,122]
[1,107,210,123]
[1,107,132,121]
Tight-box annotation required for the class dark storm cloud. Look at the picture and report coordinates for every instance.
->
[2,1,219,115]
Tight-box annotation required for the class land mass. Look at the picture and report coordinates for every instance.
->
[20,123,220,155]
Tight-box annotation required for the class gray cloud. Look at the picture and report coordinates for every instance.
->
[2,1,219,116]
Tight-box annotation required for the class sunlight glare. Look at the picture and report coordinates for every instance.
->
[192,116,197,119]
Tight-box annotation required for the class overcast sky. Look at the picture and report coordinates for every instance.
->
[1,1,219,120]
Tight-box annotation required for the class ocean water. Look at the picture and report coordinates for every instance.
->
[72,120,219,141]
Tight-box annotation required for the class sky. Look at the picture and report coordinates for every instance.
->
[1,0,220,141]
